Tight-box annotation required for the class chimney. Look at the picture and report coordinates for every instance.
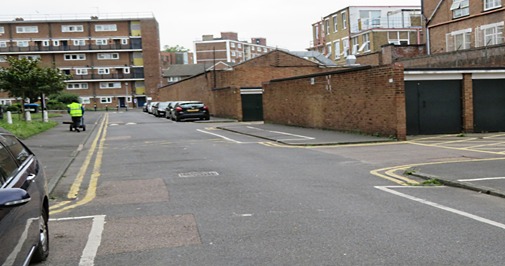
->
[221,32,238,40]
[202,35,214,41]
[15,17,24,21]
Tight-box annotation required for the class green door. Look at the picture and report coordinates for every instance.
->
[241,94,263,121]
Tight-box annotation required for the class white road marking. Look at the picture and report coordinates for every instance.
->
[375,186,505,230]
[50,215,106,266]
[4,218,36,266]
[245,126,314,140]
[126,122,137,125]
[110,124,119,126]
[458,177,505,182]
[198,129,259,144]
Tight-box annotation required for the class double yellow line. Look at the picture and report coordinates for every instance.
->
[50,114,109,215]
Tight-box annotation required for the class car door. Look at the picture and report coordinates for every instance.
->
[0,135,43,266]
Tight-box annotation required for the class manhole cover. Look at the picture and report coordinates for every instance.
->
[179,172,219,178]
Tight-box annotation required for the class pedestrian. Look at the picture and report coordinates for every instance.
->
[67,100,85,132]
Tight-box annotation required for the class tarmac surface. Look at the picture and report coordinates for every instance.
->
[19,110,505,200]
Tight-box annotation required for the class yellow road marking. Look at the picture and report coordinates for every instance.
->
[51,114,109,215]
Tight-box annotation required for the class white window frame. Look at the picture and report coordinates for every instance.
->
[251,46,255,51]
[341,38,349,57]
[325,19,330,35]
[121,39,128,45]
[388,31,410,45]
[124,67,130,74]
[100,97,112,103]
[351,37,359,55]
[333,15,338,32]
[95,24,117,31]
[19,55,40,60]
[16,41,29,47]
[451,0,470,18]
[127,96,132,103]
[62,25,83,32]
[80,97,91,104]
[67,83,88,90]
[0,41,7,48]
[98,68,110,74]
[97,53,119,60]
[359,33,371,52]
[315,24,319,39]
[238,43,242,48]
[342,12,347,29]
[53,40,60,46]
[73,39,86,46]
[64,54,86,60]
[476,22,504,47]
[100,82,121,88]
[0,27,4,34]
[96,39,108,45]
[447,28,472,51]
[334,40,340,59]
[230,42,235,48]
[16,26,38,33]
[0,56,7,62]
[42,40,50,46]
[75,68,88,75]
[484,0,501,10]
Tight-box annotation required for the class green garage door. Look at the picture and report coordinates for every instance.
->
[473,79,505,132]
[241,88,263,122]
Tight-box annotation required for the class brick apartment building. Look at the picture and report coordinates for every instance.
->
[307,6,422,65]
[0,13,162,108]
[194,32,277,64]
[160,51,194,68]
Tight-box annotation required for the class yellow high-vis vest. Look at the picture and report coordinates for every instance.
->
[68,102,83,117]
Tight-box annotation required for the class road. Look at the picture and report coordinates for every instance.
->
[41,111,505,266]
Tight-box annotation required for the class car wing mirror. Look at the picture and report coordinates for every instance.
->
[0,188,31,208]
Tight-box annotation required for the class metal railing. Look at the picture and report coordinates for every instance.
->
[0,12,155,22]
[70,73,145,80]
[350,16,422,33]
[0,43,142,53]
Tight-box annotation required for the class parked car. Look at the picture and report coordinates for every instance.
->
[0,127,49,265]
[147,102,158,114]
[143,103,149,112]
[171,101,210,121]
[153,101,171,117]
[165,101,179,119]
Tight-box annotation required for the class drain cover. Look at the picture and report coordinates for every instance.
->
[179,172,219,178]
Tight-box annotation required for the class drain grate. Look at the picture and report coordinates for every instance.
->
[178,171,219,178]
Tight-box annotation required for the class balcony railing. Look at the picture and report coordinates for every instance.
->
[350,15,422,33]
[70,73,144,80]
[0,43,142,53]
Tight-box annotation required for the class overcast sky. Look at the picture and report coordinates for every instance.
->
[0,0,421,51]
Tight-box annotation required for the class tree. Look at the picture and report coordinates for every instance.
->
[0,57,71,118]
[49,91,81,104]
[162,45,190,53]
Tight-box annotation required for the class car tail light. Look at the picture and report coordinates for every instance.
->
[176,107,182,111]
[203,106,208,110]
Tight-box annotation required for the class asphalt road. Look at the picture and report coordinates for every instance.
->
[41,111,505,266]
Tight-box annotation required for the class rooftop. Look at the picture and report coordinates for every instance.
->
[0,12,155,22]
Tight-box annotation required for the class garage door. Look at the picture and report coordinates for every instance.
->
[405,80,462,135]
[473,79,505,132]
[241,88,263,122]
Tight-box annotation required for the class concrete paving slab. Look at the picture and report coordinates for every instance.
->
[218,123,394,145]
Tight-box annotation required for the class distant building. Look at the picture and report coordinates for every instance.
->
[194,32,277,64]
[162,61,234,86]
[160,51,194,68]
[0,12,162,108]
[307,6,422,65]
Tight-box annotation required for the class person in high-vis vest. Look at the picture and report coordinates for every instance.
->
[67,100,85,132]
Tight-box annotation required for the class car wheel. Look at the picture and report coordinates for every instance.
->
[32,207,49,262]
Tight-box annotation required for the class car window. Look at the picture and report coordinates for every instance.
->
[0,143,19,185]
[0,135,31,165]
[180,102,204,108]
[159,102,169,108]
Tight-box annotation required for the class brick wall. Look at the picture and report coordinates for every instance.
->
[262,64,407,140]
[356,52,381,65]
[140,19,162,100]
[212,87,242,120]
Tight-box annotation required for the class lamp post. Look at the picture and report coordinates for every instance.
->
[125,82,129,109]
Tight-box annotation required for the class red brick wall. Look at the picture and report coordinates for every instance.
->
[212,87,242,120]
[140,19,162,99]
[462,73,473,132]
[356,52,381,65]
[262,64,407,140]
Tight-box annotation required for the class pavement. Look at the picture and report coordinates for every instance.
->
[18,111,505,200]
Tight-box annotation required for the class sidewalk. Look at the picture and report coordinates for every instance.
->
[23,112,102,194]
[218,123,394,145]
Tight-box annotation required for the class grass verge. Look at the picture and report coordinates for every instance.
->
[0,113,61,139]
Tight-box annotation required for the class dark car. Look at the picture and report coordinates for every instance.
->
[171,101,210,121]
[0,127,49,265]
[153,101,170,117]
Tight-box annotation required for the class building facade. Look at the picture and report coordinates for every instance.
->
[160,51,194,68]
[0,13,162,108]
[308,6,422,65]
[193,32,277,64]
[424,0,504,54]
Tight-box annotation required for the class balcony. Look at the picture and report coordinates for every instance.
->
[0,43,142,53]
[69,72,144,80]
[350,12,422,34]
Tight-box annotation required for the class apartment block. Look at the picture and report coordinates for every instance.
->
[308,6,422,65]
[424,0,504,54]
[194,32,277,64]
[160,51,194,68]
[0,13,162,108]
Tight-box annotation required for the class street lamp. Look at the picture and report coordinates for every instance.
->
[125,82,128,108]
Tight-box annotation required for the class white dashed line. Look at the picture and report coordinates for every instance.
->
[458,177,505,182]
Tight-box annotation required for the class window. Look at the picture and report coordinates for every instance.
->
[0,56,7,62]
[239,52,242,56]
[315,24,319,39]
[124,67,130,74]
[360,33,371,52]
[96,39,108,45]
[0,42,7,48]
[476,23,504,47]
[100,97,112,103]
[75,68,88,75]
[231,51,236,56]
[42,40,49,46]
[67,83,88,89]
[359,10,382,27]
[98,68,110,74]
[0,27,4,34]
[485,0,502,10]
[98,53,119,59]
[62,25,83,32]
[251,46,255,51]
[351,37,359,54]
[121,39,128,45]
[100,82,121,88]
[64,54,86,60]
[238,43,242,48]
[2,135,31,165]
[127,97,132,103]
[326,42,332,57]
[73,39,86,46]
[446,29,472,51]
[0,142,19,181]
[17,41,29,47]
[16,26,38,33]
[231,42,235,48]
[80,97,91,104]
[342,12,347,29]
[333,15,338,32]
[342,38,349,57]
[95,24,117,31]
[388,31,410,45]
[19,55,40,60]
[334,40,340,59]
[53,40,60,46]
[451,0,470,18]
[326,19,330,35]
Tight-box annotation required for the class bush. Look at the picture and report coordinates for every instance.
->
[4,103,20,113]
[46,100,67,110]
[49,91,80,104]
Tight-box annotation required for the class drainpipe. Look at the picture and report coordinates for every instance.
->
[425,0,445,55]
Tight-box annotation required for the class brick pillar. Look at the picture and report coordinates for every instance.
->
[393,63,407,140]
[462,73,474,133]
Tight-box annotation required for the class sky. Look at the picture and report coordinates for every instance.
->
[0,0,422,52]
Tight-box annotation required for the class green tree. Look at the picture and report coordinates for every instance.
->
[49,91,80,104]
[0,56,71,118]
[162,45,190,52]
